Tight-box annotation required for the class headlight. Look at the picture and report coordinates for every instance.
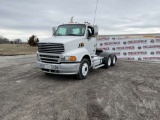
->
[62,56,77,61]
[64,56,70,61]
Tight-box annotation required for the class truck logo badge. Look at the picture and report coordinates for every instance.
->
[138,46,142,49]
[123,41,127,45]
[150,51,154,55]
[123,52,127,56]
[100,43,103,46]
[150,39,155,43]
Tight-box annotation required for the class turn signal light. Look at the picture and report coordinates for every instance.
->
[70,56,76,61]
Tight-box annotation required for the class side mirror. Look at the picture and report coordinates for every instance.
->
[52,27,56,36]
[87,30,92,39]
[93,25,98,36]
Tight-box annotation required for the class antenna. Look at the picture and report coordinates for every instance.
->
[93,0,99,26]
[70,16,74,23]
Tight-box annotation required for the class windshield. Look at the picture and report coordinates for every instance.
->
[55,24,86,36]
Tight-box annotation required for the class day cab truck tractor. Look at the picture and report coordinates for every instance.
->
[36,21,117,80]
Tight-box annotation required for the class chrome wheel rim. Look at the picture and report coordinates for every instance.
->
[113,56,116,64]
[82,63,88,76]
[108,57,111,66]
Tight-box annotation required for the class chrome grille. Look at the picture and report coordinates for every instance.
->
[39,54,60,64]
[40,55,59,59]
[38,43,64,54]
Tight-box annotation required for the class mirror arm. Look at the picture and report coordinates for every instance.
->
[52,27,57,36]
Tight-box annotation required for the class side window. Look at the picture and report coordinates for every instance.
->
[57,28,67,35]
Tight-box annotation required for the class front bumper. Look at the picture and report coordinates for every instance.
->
[37,61,80,75]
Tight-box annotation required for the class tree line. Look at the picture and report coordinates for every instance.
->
[0,35,39,47]
[0,37,22,44]
[0,37,10,44]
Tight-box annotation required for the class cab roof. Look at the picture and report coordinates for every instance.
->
[60,22,95,27]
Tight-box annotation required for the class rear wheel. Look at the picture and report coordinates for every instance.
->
[76,59,90,80]
[103,56,112,69]
[111,55,116,66]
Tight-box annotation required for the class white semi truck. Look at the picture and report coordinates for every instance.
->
[37,21,117,79]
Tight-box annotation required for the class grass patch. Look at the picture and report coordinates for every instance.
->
[0,44,37,56]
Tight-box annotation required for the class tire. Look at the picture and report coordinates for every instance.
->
[103,56,112,69]
[111,55,116,66]
[76,59,90,80]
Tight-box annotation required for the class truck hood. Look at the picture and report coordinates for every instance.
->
[39,36,84,44]
[39,36,85,54]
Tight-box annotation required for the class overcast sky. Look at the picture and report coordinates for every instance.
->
[0,0,160,41]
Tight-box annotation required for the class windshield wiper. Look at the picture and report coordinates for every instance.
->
[67,34,80,36]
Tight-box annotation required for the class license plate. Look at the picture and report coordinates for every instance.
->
[45,64,51,69]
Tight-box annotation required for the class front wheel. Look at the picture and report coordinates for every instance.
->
[76,59,90,80]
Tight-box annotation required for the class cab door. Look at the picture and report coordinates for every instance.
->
[84,26,96,55]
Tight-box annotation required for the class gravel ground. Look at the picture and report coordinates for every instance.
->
[0,55,160,120]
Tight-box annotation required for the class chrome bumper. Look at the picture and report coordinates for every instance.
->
[37,61,80,75]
